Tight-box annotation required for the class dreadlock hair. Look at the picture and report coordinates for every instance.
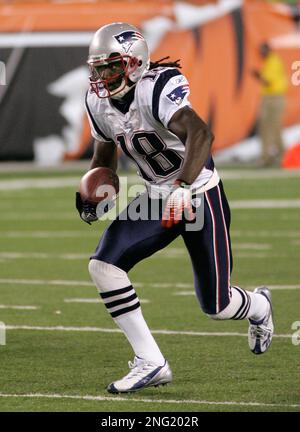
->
[149,56,182,70]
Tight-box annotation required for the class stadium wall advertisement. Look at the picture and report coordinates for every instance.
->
[0,0,300,163]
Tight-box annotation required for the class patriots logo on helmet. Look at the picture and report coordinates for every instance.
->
[166,84,190,105]
[114,31,145,53]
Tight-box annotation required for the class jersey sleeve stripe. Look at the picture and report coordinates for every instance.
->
[85,92,113,142]
[152,69,182,125]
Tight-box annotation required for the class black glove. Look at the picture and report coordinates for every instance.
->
[75,192,115,225]
[76,192,98,225]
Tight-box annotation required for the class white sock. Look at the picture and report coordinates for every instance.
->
[210,286,268,321]
[89,259,165,366]
[247,291,269,322]
[115,309,165,366]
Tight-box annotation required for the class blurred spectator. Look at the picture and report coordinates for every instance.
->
[252,43,288,167]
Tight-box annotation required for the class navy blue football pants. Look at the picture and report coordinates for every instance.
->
[91,181,233,315]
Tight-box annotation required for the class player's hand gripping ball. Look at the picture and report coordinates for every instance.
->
[76,167,119,225]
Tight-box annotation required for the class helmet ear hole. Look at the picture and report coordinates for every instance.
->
[137,60,142,66]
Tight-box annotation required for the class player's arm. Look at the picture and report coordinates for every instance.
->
[76,139,117,225]
[162,106,214,228]
[90,139,118,172]
[168,106,214,185]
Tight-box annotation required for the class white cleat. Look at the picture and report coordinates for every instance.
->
[248,286,274,355]
[107,356,172,394]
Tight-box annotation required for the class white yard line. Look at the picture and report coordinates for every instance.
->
[175,285,300,296]
[219,169,300,179]
[1,278,300,291]
[151,283,193,288]
[0,392,298,408]
[0,305,38,310]
[0,252,268,261]
[231,230,300,238]
[0,244,272,261]
[0,176,140,190]
[235,213,300,221]
[235,253,271,258]
[0,178,79,190]
[64,298,102,304]
[158,251,272,259]
[0,278,95,287]
[175,291,195,296]
[0,213,76,221]
[233,243,272,250]
[268,285,300,290]
[5,325,292,339]
[156,249,186,258]
[0,161,89,172]
[1,211,299,222]
[0,252,88,260]
[2,229,300,239]
[1,231,97,238]
[0,278,190,289]
[230,199,300,209]
[155,242,272,256]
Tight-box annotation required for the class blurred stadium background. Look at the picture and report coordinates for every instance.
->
[0,0,300,413]
[1,0,300,166]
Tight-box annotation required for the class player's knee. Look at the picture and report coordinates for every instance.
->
[88,259,131,293]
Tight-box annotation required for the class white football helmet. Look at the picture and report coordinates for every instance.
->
[87,22,150,99]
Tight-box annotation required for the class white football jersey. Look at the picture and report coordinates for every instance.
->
[85,67,216,196]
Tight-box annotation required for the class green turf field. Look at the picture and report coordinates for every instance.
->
[0,167,299,412]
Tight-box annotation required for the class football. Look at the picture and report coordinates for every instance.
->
[79,167,119,204]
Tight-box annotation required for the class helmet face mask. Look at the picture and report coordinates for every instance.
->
[87,23,149,99]
[88,54,139,99]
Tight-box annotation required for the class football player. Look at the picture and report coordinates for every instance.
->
[76,23,274,394]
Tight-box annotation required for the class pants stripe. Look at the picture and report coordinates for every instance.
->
[216,185,231,300]
[205,191,220,313]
